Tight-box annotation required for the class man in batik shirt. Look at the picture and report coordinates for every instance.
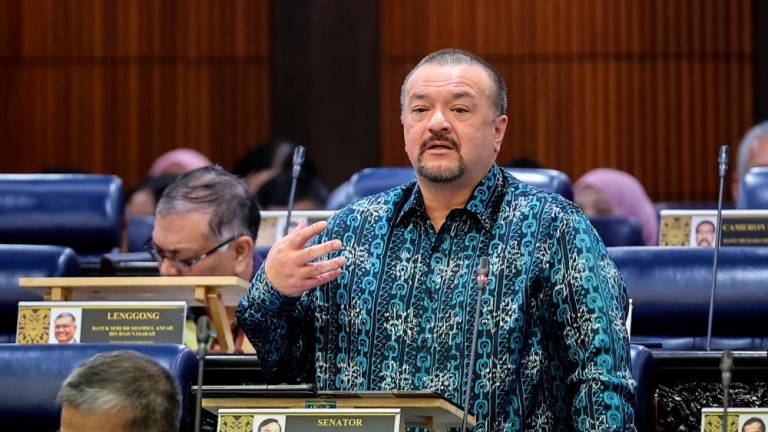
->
[238,48,636,431]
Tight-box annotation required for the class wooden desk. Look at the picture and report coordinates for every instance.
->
[202,392,475,432]
[19,276,250,353]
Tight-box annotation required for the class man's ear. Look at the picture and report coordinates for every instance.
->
[493,114,508,154]
[232,235,254,277]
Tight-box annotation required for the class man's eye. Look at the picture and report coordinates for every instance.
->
[412,107,428,113]
[453,107,469,113]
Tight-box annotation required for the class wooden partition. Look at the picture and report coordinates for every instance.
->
[0,0,271,189]
[380,0,753,202]
[0,1,756,201]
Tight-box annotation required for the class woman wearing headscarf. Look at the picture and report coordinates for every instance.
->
[573,168,658,246]
[148,148,212,177]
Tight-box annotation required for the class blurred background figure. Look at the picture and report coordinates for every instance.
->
[125,174,178,218]
[732,121,768,201]
[233,138,320,194]
[574,168,659,246]
[233,139,297,193]
[256,170,328,211]
[125,148,212,218]
[148,148,212,177]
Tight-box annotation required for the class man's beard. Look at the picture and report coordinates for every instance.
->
[416,134,465,183]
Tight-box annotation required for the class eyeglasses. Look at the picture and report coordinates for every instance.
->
[143,235,237,269]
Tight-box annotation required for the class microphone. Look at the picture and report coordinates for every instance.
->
[719,350,734,432]
[706,144,729,351]
[461,257,490,432]
[283,145,306,236]
[194,316,211,432]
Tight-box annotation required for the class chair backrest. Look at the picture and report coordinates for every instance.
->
[0,245,80,342]
[326,166,572,208]
[0,174,124,254]
[126,216,155,253]
[609,246,768,350]
[737,166,768,209]
[0,344,198,431]
[589,216,645,247]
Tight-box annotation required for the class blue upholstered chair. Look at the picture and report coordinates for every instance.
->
[0,344,198,431]
[126,215,155,253]
[609,246,768,350]
[737,166,768,209]
[0,245,80,343]
[326,166,572,209]
[630,344,656,432]
[589,216,645,247]
[0,174,124,256]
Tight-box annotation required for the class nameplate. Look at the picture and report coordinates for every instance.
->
[701,407,768,431]
[16,301,186,345]
[217,408,402,432]
[659,210,768,246]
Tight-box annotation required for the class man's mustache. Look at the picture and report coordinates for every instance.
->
[420,134,459,154]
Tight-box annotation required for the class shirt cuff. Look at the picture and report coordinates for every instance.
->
[247,267,302,314]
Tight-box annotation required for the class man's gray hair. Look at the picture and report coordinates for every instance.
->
[400,48,508,117]
[55,312,76,323]
[156,165,260,240]
[737,120,768,178]
[57,350,181,432]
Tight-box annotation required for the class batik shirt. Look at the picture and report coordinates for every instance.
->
[237,165,636,431]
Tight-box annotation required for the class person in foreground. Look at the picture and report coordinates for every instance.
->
[238,48,636,430]
[57,350,181,432]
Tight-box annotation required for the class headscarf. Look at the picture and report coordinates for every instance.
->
[148,148,212,176]
[573,168,658,246]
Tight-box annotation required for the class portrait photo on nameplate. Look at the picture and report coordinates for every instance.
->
[16,301,186,344]
[701,407,768,432]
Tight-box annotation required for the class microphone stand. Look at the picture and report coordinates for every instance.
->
[706,145,730,351]
[720,350,733,432]
[194,316,211,432]
[461,257,489,432]
[283,145,306,236]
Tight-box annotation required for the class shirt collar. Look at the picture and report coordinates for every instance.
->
[395,165,506,231]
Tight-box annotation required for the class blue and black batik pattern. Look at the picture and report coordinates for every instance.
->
[237,164,636,431]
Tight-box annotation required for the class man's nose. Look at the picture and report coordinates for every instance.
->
[427,109,451,134]
[158,259,180,276]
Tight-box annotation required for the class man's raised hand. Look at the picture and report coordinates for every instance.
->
[264,220,346,297]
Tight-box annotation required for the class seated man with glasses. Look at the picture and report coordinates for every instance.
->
[146,165,261,351]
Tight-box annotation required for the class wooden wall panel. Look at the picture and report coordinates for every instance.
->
[0,0,271,190]
[380,0,753,202]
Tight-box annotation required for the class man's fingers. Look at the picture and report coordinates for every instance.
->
[302,256,347,278]
[308,268,343,288]
[298,239,344,264]
[287,220,328,248]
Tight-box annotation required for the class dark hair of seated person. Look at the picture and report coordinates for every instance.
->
[233,138,320,178]
[257,170,329,210]
[128,174,179,201]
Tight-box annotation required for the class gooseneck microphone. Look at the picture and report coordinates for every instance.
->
[283,145,306,236]
[194,316,211,432]
[720,350,734,432]
[461,257,490,432]
[706,144,730,351]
